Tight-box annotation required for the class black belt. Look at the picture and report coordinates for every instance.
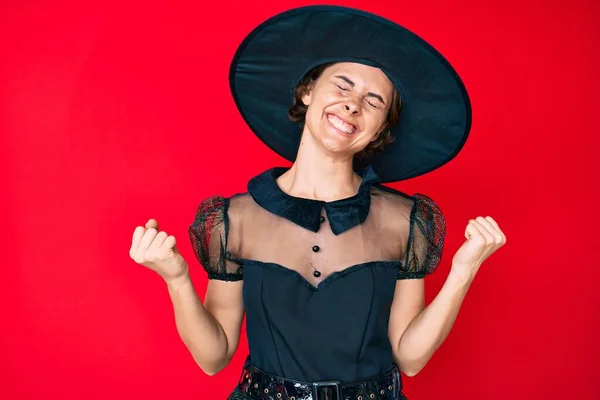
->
[235,360,404,400]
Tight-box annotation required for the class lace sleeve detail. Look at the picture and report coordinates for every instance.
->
[398,193,446,280]
[188,196,243,281]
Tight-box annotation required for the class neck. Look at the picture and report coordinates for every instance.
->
[276,129,363,202]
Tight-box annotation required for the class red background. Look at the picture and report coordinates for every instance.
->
[1,0,599,398]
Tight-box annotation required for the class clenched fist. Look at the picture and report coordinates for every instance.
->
[451,216,507,282]
[130,219,188,283]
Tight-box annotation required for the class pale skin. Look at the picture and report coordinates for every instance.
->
[129,62,506,377]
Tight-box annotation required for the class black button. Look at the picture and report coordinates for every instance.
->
[312,245,320,252]
[319,216,325,223]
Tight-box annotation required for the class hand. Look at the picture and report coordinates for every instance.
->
[129,219,189,283]
[451,216,506,281]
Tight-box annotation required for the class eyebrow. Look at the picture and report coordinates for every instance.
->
[334,75,386,105]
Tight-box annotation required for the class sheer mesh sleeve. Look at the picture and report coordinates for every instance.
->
[188,196,243,281]
[398,193,446,280]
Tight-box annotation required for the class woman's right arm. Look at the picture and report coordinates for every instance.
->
[130,208,244,376]
[165,271,244,375]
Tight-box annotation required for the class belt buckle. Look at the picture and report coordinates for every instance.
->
[313,380,340,400]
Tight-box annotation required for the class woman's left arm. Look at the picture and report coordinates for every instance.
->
[389,216,507,376]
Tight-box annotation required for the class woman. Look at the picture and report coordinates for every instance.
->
[129,6,506,400]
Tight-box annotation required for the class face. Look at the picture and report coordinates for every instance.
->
[301,62,394,157]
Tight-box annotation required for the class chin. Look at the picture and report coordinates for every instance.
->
[305,118,367,155]
[319,135,362,156]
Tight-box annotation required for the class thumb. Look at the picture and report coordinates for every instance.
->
[464,221,478,241]
[145,218,159,230]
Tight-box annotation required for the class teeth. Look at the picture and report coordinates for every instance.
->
[328,114,356,134]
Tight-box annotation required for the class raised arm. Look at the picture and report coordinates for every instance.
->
[130,195,245,376]
[166,273,244,375]
[388,195,506,376]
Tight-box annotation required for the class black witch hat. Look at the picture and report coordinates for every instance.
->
[229,5,472,182]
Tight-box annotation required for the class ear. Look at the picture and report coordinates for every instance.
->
[301,83,314,106]
[301,91,312,106]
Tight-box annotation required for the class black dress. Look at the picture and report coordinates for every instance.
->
[188,165,445,398]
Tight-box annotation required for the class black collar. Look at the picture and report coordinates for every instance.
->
[247,166,380,235]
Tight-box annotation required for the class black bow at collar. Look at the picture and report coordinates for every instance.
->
[247,166,380,235]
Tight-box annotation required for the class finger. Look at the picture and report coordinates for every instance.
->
[136,226,159,259]
[148,230,169,251]
[130,226,145,256]
[163,235,178,252]
[476,217,503,244]
[485,216,506,243]
[465,220,483,243]
[467,219,486,245]
[472,218,495,244]
[146,218,158,230]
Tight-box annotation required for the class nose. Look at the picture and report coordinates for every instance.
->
[343,99,360,114]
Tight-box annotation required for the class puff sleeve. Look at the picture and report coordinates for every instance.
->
[188,195,243,281]
[398,193,446,280]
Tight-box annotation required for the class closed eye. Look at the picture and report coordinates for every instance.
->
[366,100,379,109]
[335,82,379,109]
[335,84,350,91]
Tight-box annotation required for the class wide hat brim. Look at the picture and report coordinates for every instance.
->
[229,5,472,183]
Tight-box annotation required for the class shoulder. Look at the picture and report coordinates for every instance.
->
[192,195,228,217]
[369,185,446,279]
[188,194,247,280]
[191,192,254,220]
[408,193,445,234]
[370,184,444,224]
[369,184,412,222]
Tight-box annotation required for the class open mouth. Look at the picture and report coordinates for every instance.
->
[327,113,357,135]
